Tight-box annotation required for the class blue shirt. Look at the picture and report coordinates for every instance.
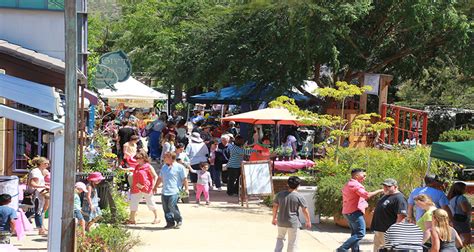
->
[227,144,256,169]
[160,162,186,196]
[408,186,449,220]
[0,206,17,232]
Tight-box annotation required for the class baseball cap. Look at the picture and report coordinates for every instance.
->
[381,178,398,186]
[75,182,88,193]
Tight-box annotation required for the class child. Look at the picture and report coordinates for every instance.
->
[272,176,311,252]
[74,182,88,234]
[0,194,17,244]
[208,140,219,190]
[82,172,104,231]
[128,151,160,225]
[188,162,212,205]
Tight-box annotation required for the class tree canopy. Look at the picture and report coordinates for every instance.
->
[88,0,473,108]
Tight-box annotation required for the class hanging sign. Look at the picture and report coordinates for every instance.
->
[95,50,132,90]
[364,73,380,96]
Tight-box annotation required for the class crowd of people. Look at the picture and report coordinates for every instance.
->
[338,169,471,252]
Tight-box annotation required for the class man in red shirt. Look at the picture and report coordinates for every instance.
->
[337,169,383,252]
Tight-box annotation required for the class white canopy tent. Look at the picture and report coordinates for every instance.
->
[98,77,168,108]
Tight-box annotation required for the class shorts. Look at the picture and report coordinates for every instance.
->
[74,209,84,221]
[130,192,157,212]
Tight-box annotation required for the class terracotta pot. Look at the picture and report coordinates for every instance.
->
[333,208,374,230]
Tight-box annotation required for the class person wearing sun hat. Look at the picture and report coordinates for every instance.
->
[82,172,105,231]
[74,182,88,233]
[371,178,408,251]
[186,132,209,188]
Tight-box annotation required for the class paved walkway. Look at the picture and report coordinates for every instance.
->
[12,188,374,251]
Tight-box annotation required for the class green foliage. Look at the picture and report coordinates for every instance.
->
[317,81,371,101]
[315,147,439,218]
[83,133,115,173]
[439,129,474,142]
[77,224,141,252]
[100,190,129,225]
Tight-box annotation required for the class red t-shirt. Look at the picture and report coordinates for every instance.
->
[249,144,270,161]
[131,163,153,194]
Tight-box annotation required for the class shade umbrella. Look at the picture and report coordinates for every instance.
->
[221,108,306,126]
[222,108,312,149]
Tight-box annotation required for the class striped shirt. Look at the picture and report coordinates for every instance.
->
[227,144,256,169]
[384,222,424,250]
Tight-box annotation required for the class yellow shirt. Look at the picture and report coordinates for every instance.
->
[416,207,435,231]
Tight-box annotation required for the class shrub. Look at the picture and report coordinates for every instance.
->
[438,129,474,142]
[78,224,141,252]
[315,147,440,218]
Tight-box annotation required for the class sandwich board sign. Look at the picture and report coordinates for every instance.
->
[240,160,274,208]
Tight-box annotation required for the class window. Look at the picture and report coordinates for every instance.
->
[0,0,64,11]
[13,104,52,172]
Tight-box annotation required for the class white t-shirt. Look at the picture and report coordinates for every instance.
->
[30,168,45,187]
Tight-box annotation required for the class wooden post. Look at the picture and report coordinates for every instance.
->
[422,113,428,145]
[378,75,393,114]
[359,74,367,114]
[394,108,400,144]
[380,103,387,143]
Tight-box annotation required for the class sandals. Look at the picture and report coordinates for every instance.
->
[125,220,136,225]
[152,219,161,224]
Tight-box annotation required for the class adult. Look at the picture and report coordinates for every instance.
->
[249,136,271,161]
[383,213,424,251]
[337,169,384,252]
[175,119,188,146]
[117,120,138,160]
[185,132,209,188]
[147,114,167,160]
[214,134,231,187]
[160,133,177,163]
[427,209,463,251]
[371,179,408,251]
[283,135,298,159]
[28,156,50,235]
[407,174,452,224]
[447,182,471,246]
[228,121,239,137]
[170,110,183,124]
[413,194,437,232]
[161,121,177,139]
[226,136,258,196]
[200,125,213,144]
[123,135,140,168]
[154,152,188,229]
[272,176,311,252]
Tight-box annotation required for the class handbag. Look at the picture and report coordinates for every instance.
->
[453,196,468,222]
[21,190,35,207]
[39,188,50,199]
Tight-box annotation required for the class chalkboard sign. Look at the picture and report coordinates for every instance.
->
[240,161,273,207]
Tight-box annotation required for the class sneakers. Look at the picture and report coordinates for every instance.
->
[164,223,175,229]
[217,187,222,191]
[196,201,200,205]
[206,201,210,205]
[174,221,182,229]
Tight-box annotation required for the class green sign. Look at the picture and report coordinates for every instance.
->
[95,50,132,90]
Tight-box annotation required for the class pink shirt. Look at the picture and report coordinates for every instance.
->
[342,179,369,214]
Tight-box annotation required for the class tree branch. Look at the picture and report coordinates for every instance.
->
[345,35,369,60]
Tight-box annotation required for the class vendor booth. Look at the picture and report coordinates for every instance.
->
[188,82,310,104]
[222,108,315,173]
[98,76,168,108]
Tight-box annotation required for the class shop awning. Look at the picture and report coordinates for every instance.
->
[188,82,310,104]
[0,74,63,115]
[430,141,474,165]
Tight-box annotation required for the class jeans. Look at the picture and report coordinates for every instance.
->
[337,211,365,252]
[209,165,221,188]
[148,130,161,159]
[226,168,241,196]
[274,226,299,252]
[161,194,182,225]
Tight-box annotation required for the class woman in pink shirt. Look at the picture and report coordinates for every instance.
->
[338,168,383,252]
[128,151,159,225]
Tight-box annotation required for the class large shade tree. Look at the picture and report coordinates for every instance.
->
[89,0,472,107]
